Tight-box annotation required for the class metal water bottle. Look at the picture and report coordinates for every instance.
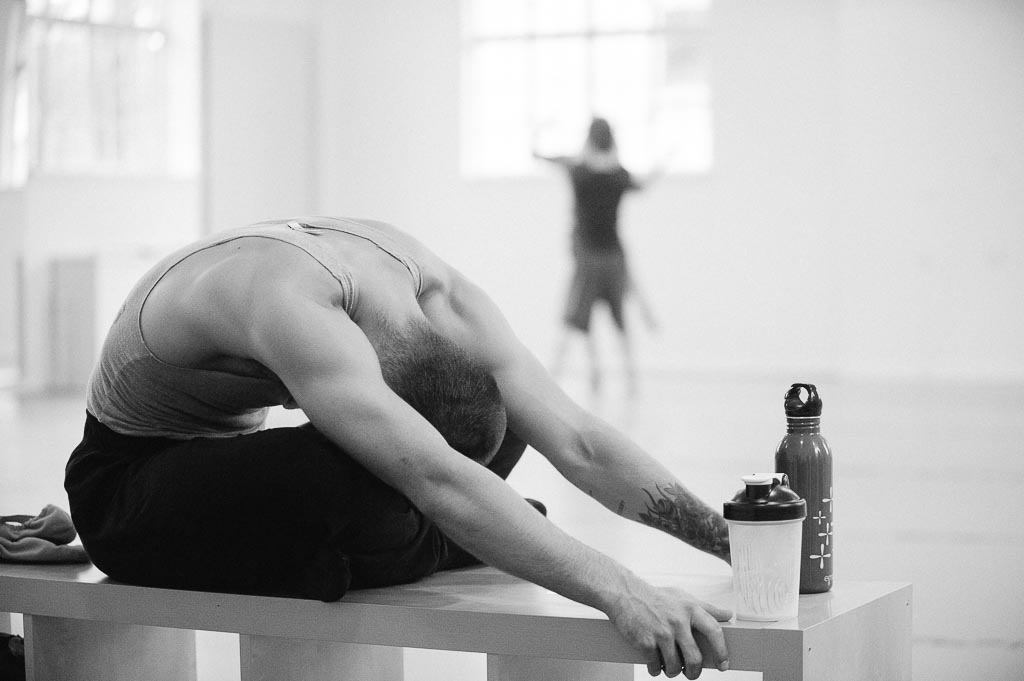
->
[774,383,833,593]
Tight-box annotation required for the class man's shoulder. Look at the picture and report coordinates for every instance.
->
[184,238,347,332]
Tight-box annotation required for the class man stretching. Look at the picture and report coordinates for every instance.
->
[66,216,731,679]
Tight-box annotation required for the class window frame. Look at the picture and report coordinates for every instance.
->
[0,0,197,185]
[459,0,713,178]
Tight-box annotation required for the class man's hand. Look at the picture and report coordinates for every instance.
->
[606,579,731,679]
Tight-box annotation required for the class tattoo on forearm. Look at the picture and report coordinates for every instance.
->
[639,484,731,562]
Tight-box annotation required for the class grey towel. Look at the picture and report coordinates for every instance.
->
[0,505,89,563]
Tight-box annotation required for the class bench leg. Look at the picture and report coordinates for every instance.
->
[487,654,632,681]
[23,614,196,681]
[240,635,403,681]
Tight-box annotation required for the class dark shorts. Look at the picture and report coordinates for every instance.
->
[65,413,525,601]
[563,246,628,332]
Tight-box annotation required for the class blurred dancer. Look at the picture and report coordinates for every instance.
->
[534,117,662,394]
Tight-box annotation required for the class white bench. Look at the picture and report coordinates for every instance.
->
[0,562,911,681]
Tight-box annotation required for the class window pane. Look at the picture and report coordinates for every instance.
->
[17,0,191,175]
[461,41,531,174]
[127,0,163,28]
[38,22,95,169]
[532,0,587,35]
[91,29,120,164]
[26,0,49,16]
[117,30,165,168]
[590,0,657,32]
[460,0,713,176]
[9,80,31,185]
[44,0,89,20]
[1,3,30,187]
[665,31,709,86]
[463,0,529,37]
[663,0,711,13]
[650,88,712,172]
[531,37,588,150]
[89,0,117,23]
[592,35,654,121]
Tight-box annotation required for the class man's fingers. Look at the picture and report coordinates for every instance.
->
[674,630,703,680]
[674,602,732,678]
[692,605,731,672]
[657,640,685,678]
[614,585,732,678]
[645,647,668,677]
[702,599,734,623]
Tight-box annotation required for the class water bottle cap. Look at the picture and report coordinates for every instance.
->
[784,383,822,417]
[723,473,807,522]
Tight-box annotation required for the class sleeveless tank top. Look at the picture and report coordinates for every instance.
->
[86,217,423,440]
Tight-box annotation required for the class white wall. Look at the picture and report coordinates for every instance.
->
[14,176,200,392]
[0,190,26,377]
[3,0,1021,387]
[0,0,204,391]
[0,0,317,390]
[835,0,1024,381]
[202,0,318,233]
[314,0,1024,383]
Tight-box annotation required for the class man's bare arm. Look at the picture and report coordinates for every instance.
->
[439,274,730,564]
[638,484,731,563]
[567,421,730,563]
[248,283,730,678]
[538,408,730,563]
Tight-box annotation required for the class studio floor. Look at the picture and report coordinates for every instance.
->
[2,370,1022,680]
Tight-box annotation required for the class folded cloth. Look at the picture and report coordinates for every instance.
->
[0,504,90,563]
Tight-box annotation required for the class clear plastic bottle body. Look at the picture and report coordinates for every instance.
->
[775,416,834,593]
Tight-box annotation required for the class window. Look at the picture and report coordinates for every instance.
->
[0,0,197,187]
[460,0,712,177]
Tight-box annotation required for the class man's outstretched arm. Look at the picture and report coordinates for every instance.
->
[251,283,730,679]
[502,357,730,563]
[562,419,731,563]
[441,274,730,563]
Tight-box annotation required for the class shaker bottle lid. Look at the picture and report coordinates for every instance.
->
[784,383,822,417]
[724,473,807,522]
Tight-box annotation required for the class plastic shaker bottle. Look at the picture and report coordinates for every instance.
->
[723,473,807,621]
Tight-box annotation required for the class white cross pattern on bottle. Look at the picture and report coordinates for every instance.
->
[818,521,833,546]
[809,488,834,569]
[810,543,832,569]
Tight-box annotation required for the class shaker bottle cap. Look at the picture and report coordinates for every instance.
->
[784,383,822,417]
[723,473,807,522]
